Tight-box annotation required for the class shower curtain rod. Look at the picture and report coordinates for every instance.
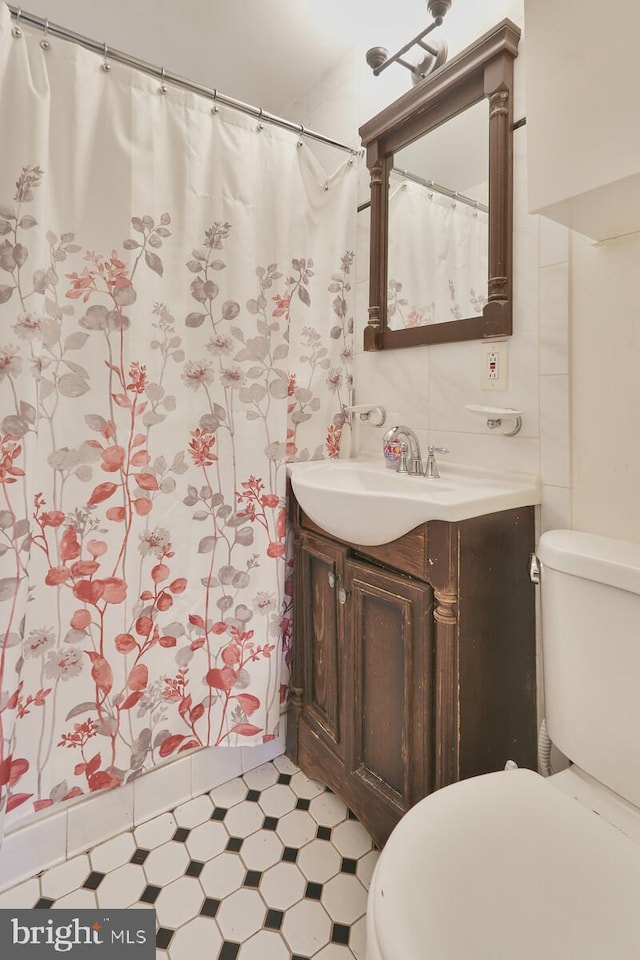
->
[8,5,361,156]
[392,167,489,214]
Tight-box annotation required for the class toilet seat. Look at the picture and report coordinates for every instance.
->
[367,768,640,960]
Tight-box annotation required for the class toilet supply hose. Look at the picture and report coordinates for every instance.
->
[538,718,552,777]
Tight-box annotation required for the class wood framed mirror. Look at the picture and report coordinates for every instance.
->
[359,19,521,351]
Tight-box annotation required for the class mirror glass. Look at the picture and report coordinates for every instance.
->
[387,100,489,331]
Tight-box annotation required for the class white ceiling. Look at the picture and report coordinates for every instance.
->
[16,0,523,125]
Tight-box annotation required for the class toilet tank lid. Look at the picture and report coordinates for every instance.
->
[538,529,640,595]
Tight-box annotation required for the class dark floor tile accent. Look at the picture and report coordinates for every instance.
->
[347,808,358,821]
[262,815,279,831]
[325,786,334,794]
[130,847,150,865]
[211,807,227,822]
[264,908,284,931]
[331,923,351,946]
[34,898,55,909]
[277,772,292,785]
[82,872,105,891]
[316,826,332,841]
[304,881,323,901]
[185,860,205,878]
[200,897,221,918]
[218,941,241,960]
[226,836,243,853]
[246,789,261,802]
[291,955,311,960]
[340,857,358,875]
[243,869,262,888]
[140,884,162,904]
[156,928,174,950]
[172,826,190,842]
[295,797,311,811]
[282,846,299,863]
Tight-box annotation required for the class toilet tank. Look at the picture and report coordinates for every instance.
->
[539,529,640,809]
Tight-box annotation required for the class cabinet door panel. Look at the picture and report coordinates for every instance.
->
[345,559,434,824]
[296,532,345,758]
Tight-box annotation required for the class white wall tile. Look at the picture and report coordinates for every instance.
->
[540,484,572,533]
[540,375,571,487]
[67,781,134,858]
[191,746,243,797]
[539,216,570,267]
[353,349,429,456]
[539,262,569,375]
[513,220,540,334]
[429,430,541,478]
[241,734,286,774]
[133,757,191,826]
[0,811,67,893]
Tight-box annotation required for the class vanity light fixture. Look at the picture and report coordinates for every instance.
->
[365,0,452,84]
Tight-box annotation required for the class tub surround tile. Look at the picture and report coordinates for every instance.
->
[133,756,192,826]
[0,810,67,892]
[240,735,285,773]
[67,781,134,859]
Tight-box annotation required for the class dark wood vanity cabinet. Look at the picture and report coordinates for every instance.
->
[287,496,537,849]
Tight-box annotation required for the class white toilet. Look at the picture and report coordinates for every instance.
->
[366,529,640,959]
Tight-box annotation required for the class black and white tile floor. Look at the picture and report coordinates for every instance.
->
[4,755,378,958]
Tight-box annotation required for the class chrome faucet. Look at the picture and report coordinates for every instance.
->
[383,425,422,475]
[423,444,449,479]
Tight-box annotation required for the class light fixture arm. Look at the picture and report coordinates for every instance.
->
[366,0,452,82]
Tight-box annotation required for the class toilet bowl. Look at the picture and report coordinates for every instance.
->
[365,530,640,959]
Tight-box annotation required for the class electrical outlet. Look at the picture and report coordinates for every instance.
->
[481,341,508,390]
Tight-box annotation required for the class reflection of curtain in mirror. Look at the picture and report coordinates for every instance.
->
[387,179,488,328]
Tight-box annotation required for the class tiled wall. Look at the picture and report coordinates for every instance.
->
[0,739,284,894]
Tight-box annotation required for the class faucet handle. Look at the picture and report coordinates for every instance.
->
[396,441,409,474]
[424,445,449,479]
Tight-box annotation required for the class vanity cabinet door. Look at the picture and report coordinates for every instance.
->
[344,558,434,845]
[295,531,347,761]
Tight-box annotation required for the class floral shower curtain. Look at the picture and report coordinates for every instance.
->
[387,175,488,327]
[0,5,356,837]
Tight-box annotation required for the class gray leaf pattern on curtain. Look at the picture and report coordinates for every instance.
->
[0,6,356,836]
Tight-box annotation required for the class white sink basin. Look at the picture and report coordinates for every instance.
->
[288,457,540,546]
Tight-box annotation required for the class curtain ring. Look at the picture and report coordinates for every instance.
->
[40,17,50,50]
[211,88,219,114]
[473,200,480,218]
[451,191,458,208]
[159,66,167,94]
[101,43,111,72]
[257,107,264,131]
[297,123,305,147]
[12,7,23,37]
